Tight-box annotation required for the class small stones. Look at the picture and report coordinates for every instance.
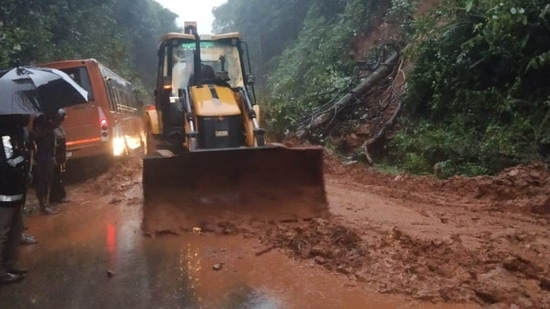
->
[107,269,115,278]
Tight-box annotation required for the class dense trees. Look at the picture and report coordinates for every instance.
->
[214,0,379,133]
[0,0,179,100]
[2,0,548,175]
[394,0,550,175]
[213,0,313,90]
[215,0,550,175]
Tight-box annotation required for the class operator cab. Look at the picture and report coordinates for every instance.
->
[154,26,261,151]
[164,33,247,98]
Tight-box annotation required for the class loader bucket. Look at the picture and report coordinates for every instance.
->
[141,145,328,235]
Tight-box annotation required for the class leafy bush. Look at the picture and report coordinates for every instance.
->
[396,0,550,175]
[264,0,379,136]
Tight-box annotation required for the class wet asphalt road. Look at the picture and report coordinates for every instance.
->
[0,173,408,309]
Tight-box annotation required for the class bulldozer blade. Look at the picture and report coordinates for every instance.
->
[142,145,328,235]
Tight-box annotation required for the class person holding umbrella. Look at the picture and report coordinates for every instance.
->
[19,121,37,245]
[0,65,88,213]
[0,65,88,283]
[0,66,89,116]
[0,114,32,284]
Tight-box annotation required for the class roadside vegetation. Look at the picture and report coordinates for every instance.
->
[0,0,179,101]
[215,0,550,177]
[397,0,550,176]
[2,0,549,176]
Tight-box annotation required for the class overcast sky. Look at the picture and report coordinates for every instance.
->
[154,0,227,33]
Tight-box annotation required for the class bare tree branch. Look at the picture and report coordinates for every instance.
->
[296,50,400,140]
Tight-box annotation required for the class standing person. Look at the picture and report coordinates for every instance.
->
[19,122,37,245]
[0,114,32,284]
[49,109,68,204]
[32,112,60,215]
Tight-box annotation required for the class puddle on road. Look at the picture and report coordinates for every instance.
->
[143,234,403,309]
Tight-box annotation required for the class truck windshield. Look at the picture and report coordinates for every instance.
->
[171,41,243,94]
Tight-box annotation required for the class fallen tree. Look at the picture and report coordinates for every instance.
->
[295,47,400,142]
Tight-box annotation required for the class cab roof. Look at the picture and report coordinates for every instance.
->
[159,32,241,44]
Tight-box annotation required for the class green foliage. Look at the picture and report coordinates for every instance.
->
[388,119,504,176]
[266,0,378,135]
[212,0,383,135]
[386,0,418,34]
[397,0,550,175]
[387,0,418,19]
[213,0,312,91]
[4,0,547,177]
[0,0,179,103]
[372,163,403,176]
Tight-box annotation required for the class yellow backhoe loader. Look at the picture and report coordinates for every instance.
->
[142,22,327,234]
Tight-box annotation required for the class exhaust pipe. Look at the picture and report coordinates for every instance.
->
[183,23,202,84]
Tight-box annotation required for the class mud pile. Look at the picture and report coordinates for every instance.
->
[87,155,550,306]
[263,159,550,306]
[359,227,550,305]
[85,157,141,198]
[260,218,367,274]
[471,163,550,214]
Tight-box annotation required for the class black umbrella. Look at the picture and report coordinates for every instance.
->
[0,66,89,115]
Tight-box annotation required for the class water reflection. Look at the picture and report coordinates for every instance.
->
[167,241,283,309]
[176,244,201,305]
[223,285,282,309]
[106,223,116,269]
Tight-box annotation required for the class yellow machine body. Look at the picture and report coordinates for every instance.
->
[142,24,328,234]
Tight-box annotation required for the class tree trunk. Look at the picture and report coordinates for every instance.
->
[296,51,399,140]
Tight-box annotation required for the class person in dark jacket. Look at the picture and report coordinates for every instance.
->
[19,124,37,246]
[49,109,68,204]
[32,112,61,215]
[0,114,32,284]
